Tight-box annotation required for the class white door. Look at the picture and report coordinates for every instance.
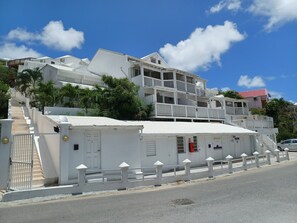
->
[234,137,241,157]
[85,131,101,171]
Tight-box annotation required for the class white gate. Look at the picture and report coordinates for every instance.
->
[9,134,34,190]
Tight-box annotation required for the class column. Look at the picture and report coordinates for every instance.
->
[59,121,71,184]
[0,119,13,190]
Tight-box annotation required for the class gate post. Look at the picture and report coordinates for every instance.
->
[59,121,71,185]
[0,119,13,190]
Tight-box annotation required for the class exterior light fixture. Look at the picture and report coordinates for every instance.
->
[1,137,9,144]
[62,135,69,142]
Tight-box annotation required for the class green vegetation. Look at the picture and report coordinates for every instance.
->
[219,90,244,99]
[14,69,152,120]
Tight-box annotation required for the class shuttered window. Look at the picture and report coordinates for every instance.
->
[177,137,184,153]
[146,141,156,157]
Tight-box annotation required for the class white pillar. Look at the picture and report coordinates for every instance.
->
[183,159,191,181]
[241,153,248,171]
[253,151,260,168]
[75,164,87,194]
[119,162,130,190]
[284,148,290,160]
[274,149,280,162]
[206,157,214,178]
[265,150,271,165]
[154,161,163,186]
[226,155,233,174]
[0,119,13,190]
[59,122,71,184]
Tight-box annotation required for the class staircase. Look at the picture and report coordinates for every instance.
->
[10,99,44,188]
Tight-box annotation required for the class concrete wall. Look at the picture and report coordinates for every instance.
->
[67,128,141,180]
[88,50,130,78]
[141,134,255,169]
[44,107,85,115]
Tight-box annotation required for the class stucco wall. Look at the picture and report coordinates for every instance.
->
[67,128,141,179]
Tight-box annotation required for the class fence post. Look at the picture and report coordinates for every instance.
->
[206,157,214,178]
[75,164,87,194]
[226,155,233,174]
[265,150,271,165]
[284,148,290,160]
[241,153,248,171]
[183,159,191,181]
[154,161,164,186]
[119,162,130,190]
[274,149,280,162]
[253,151,260,168]
[0,119,13,190]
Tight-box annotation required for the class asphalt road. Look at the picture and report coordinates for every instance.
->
[1,159,297,223]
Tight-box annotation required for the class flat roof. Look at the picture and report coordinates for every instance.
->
[47,116,143,129]
[128,121,257,135]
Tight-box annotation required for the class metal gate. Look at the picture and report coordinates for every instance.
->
[8,134,34,190]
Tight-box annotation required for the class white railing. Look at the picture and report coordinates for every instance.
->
[155,103,225,120]
[187,83,196,94]
[226,106,249,115]
[232,119,274,129]
[176,80,186,92]
[144,76,162,87]
[163,80,174,88]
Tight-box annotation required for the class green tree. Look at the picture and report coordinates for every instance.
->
[16,68,43,97]
[98,75,152,120]
[0,64,16,87]
[219,90,244,99]
[0,81,10,118]
[60,84,80,107]
[32,81,59,113]
[79,88,96,114]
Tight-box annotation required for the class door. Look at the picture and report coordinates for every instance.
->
[85,131,101,171]
[234,137,241,157]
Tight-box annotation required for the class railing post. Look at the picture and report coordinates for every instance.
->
[253,151,260,168]
[284,148,290,160]
[274,149,280,162]
[119,162,130,190]
[206,157,214,178]
[265,150,271,165]
[183,159,191,181]
[226,155,233,174]
[241,153,248,171]
[75,164,87,194]
[154,161,164,186]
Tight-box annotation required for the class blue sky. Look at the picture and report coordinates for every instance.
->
[1,0,297,103]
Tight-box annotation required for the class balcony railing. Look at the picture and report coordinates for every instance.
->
[144,76,162,87]
[154,103,225,120]
[232,119,274,129]
[226,106,249,115]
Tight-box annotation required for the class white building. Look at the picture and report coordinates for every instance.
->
[36,114,257,184]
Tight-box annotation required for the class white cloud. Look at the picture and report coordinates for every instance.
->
[249,0,297,31]
[269,90,283,99]
[0,43,42,59]
[7,20,84,51]
[221,87,231,92]
[237,75,266,88]
[209,0,241,13]
[159,21,245,72]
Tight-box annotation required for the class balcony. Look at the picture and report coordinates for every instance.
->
[232,119,274,129]
[154,103,225,120]
[226,106,249,115]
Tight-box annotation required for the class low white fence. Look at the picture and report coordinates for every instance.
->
[2,149,290,202]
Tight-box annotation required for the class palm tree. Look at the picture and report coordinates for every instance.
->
[79,88,96,114]
[60,84,80,107]
[16,68,43,97]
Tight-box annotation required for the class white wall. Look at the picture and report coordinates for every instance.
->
[67,128,141,179]
[141,136,177,168]
[88,49,130,78]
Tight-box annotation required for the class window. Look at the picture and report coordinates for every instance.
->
[60,58,65,62]
[254,97,258,101]
[177,137,184,153]
[158,60,161,64]
[51,61,55,64]
[146,141,156,157]
[150,57,156,63]
[193,136,198,151]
